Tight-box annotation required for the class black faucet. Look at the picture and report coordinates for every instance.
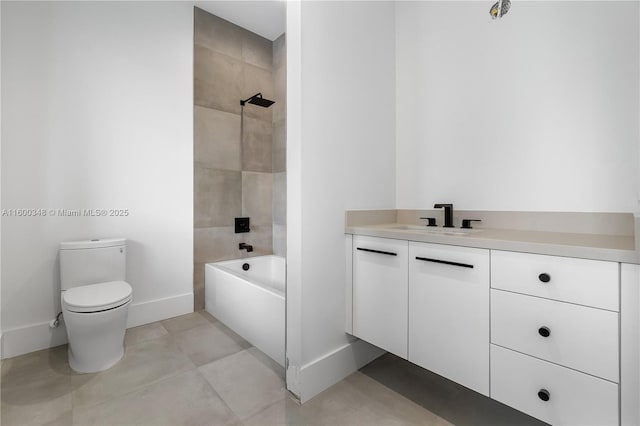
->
[239,243,253,252]
[434,203,454,228]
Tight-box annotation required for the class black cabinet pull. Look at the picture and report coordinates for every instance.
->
[538,389,550,402]
[357,247,397,256]
[538,273,551,283]
[415,256,474,269]
[538,326,551,337]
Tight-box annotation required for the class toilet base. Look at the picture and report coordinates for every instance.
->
[68,345,124,373]
[63,300,130,373]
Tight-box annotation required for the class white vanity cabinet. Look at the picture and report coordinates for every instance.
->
[347,237,626,425]
[490,250,620,426]
[352,236,409,358]
[408,242,490,395]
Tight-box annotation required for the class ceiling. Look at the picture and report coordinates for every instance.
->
[193,1,286,41]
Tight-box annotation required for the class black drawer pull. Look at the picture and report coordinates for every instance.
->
[538,326,551,337]
[538,389,550,402]
[357,247,397,256]
[415,257,474,269]
[538,273,551,283]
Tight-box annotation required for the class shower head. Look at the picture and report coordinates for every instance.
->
[240,93,275,108]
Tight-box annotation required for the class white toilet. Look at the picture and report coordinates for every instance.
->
[59,238,133,373]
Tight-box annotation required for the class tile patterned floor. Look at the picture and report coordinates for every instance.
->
[0,311,546,426]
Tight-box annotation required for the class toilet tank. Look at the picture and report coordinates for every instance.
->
[60,238,127,291]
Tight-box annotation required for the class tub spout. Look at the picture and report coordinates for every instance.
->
[239,243,253,252]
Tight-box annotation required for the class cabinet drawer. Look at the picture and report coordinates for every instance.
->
[491,251,619,311]
[491,290,619,382]
[353,236,408,358]
[491,345,618,426]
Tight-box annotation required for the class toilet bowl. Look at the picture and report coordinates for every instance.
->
[59,238,132,373]
[62,281,132,373]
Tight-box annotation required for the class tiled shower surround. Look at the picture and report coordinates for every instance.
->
[194,8,286,309]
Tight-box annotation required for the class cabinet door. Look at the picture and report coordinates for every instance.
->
[408,242,489,395]
[353,236,408,358]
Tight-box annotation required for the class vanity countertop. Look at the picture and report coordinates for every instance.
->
[345,223,638,263]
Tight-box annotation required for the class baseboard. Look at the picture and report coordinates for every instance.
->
[297,338,385,403]
[1,293,194,359]
[126,292,193,328]
[1,319,68,359]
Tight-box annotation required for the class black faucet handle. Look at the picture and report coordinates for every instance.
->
[433,203,453,209]
[461,219,482,229]
[419,217,437,227]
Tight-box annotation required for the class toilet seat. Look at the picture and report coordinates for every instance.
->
[63,281,132,313]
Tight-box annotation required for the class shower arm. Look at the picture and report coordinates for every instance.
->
[240,93,263,106]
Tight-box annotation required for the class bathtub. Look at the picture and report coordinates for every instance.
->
[205,255,285,366]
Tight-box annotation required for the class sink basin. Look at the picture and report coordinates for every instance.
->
[384,224,482,236]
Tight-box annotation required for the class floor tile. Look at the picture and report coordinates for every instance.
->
[243,397,306,426]
[42,411,73,426]
[1,379,72,426]
[360,353,546,426]
[295,375,447,426]
[124,322,168,347]
[199,348,286,420]
[1,345,72,380]
[1,346,73,426]
[173,322,250,366]
[198,309,219,324]
[345,372,452,425]
[72,369,239,426]
[161,311,210,334]
[359,353,458,415]
[71,336,194,409]
[247,347,285,381]
[0,312,549,426]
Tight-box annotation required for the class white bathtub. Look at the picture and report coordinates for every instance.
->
[205,255,285,366]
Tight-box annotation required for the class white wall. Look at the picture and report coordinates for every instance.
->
[0,0,3,359]
[396,1,639,212]
[286,1,396,401]
[1,1,194,358]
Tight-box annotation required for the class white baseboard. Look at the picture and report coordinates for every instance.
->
[1,293,194,359]
[297,338,384,403]
[1,319,68,359]
[126,292,193,328]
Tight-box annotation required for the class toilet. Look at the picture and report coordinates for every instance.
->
[59,238,133,373]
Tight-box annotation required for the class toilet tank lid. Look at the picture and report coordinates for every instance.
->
[60,238,127,250]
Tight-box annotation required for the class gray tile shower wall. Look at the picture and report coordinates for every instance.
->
[194,7,285,310]
[272,33,286,257]
[194,106,241,171]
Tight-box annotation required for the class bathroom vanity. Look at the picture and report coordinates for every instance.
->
[345,210,639,426]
